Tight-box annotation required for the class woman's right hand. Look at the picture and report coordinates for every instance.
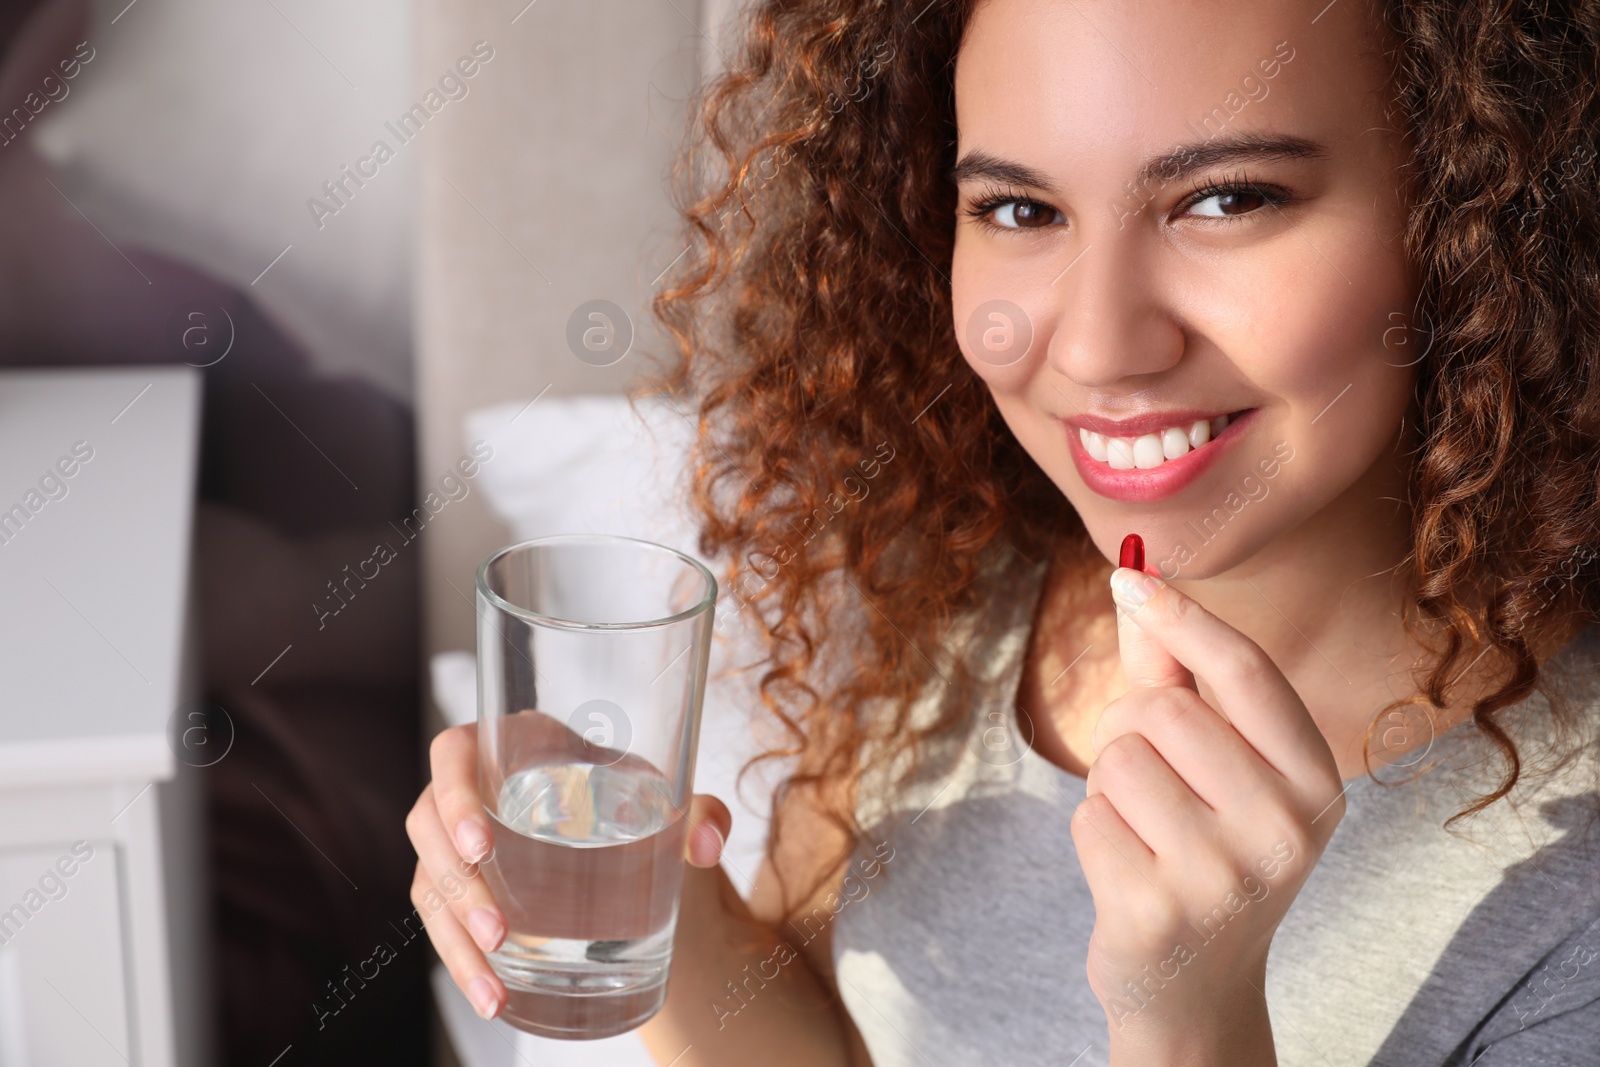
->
[405,722,734,1021]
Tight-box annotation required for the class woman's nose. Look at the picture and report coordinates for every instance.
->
[1044,237,1184,387]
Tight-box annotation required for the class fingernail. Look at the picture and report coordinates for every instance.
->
[690,822,725,866]
[467,908,503,952]
[1111,567,1159,607]
[455,820,491,862]
[468,975,499,1019]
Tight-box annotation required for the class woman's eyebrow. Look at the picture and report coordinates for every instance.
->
[948,134,1326,194]
[948,150,1061,194]
[1137,133,1326,185]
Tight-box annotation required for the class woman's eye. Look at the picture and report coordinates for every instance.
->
[1187,187,1274,218]
[986,199,1063,230]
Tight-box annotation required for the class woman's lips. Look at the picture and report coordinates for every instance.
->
[1065,408,1260,503]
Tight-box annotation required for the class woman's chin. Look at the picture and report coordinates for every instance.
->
[1077,522,1257,583]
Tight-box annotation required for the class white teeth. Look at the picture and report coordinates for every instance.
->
[1081,412,1239,471]
[1132,434,1165,469]
[1161,426,1189,459]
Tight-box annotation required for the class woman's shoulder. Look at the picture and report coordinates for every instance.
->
[1364,620,1600,805]
[1277,627,1600,1062]
[1466,620,1600,811]
[1329,619,1600,900]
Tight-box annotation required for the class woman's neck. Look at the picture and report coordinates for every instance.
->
[1166,435,1428,782]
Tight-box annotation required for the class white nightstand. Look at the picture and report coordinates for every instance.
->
[0,367,205,1067]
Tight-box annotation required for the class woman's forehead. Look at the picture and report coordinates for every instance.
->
[954,0,1391,179]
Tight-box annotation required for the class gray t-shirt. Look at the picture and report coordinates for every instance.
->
[832,557,1600,1066]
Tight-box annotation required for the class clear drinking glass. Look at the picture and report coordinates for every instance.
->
[474,534,716,1039]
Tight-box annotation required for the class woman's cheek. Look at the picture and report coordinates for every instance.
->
[955,295,1047,392]
[952,237,1054,385]
[1254,259,1417,453]
[1230,205,1417,401]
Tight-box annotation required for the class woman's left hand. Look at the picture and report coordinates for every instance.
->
[1070,566,1348,1065]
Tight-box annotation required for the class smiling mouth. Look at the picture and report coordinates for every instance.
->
[1078,409,1254,471]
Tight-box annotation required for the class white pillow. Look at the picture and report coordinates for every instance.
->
[460,392,784,879]
[447,391,789,880]
[467,394,704,558]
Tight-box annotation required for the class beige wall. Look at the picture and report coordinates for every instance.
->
[415,0,718,663]
[42,0,417,401]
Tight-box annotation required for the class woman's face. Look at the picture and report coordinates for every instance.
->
[951,0,1419,580]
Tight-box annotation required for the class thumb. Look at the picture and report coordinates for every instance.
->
[685,793,731,868]
[1110,535,1195,692]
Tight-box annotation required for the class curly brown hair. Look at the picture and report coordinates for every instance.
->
[639,0,1600,916]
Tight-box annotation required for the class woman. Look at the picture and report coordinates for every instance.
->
[406,0,1600,1062]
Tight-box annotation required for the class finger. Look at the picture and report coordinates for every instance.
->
[1086,732,1212,860]
[406,784,506,952]
[411,862,505,1021]
[1091,687,1273,811]
[428,723,494,863]
[1108,568,1334,784]
[1111,566,1197,692]
[1071,791,1155,895]
[685,793,732,869]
